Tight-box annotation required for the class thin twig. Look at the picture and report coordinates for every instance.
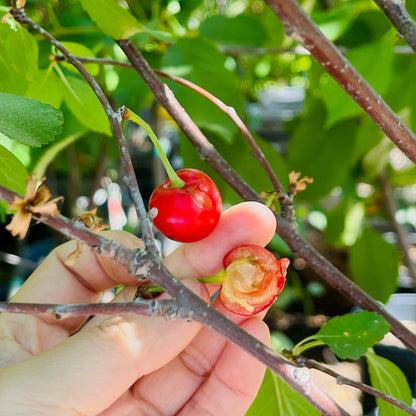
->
[378,172,416,282]
[294,356,416,416]
[263,0,416,164]
[374,0,416,52]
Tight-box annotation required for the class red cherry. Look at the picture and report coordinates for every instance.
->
[149,168,222,243]
[219,245,289,316]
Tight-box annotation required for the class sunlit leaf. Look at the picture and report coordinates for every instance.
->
[247,369,320,415]
[0,22,38,95]
[366,350,413,416]
[62,77,111,136]
[0,145,27,195]
[79,0,142,39]
[59,42,100,76]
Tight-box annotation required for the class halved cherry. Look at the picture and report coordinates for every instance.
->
[219,245,289,316]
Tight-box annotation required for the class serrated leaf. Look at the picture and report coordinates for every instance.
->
[0,144,27,195]
[247,369,321,416]
[79,0,142,39]
[316,311,390,360]
[366,350,413,416]
[321,41,394,127]
[0,92,64,147]
[350,228,400,302]
[62,77,111,136]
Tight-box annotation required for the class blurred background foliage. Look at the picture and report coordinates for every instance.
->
[0,0,416,350]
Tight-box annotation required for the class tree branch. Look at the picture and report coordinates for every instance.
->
[378,172,416,282]
[263,0,416,165]
[294,355,416,415]
[52,53,293,217]
[374,0,416,52]
[0,299,178,320]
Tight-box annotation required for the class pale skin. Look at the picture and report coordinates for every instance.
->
[0,201,277,415]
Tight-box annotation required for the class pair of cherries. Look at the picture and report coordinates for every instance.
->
[149,168,289,316]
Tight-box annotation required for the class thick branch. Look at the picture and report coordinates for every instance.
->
[117,40,416,353]
[264,0,416,164]
[374,0,416,52]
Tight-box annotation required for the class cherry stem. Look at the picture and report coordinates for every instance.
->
[199,268,227,284]
[120,106,185,188]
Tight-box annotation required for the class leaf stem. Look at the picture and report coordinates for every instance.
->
[120,106,185,188]
[293,336,325,355]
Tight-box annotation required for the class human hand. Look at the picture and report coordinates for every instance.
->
[0,201,276,416]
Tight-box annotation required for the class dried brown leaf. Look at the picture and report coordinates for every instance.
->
[6,174,63,240]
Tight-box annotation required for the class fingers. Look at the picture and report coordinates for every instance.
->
[11,230,144,305]
[4,230,144,340]
[178,318,269,416]
[124,316,270,416]
[0,279,209,416]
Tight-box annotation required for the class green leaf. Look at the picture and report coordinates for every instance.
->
[366,350,413,416]
[312,1,373,42]
[78,0,142,39]
[325,200,365,247]
[247,369,320,416]
[0,144,27,195]
[59,42,100,76]
[0,21,38,95]
[162,37,243,142]
[0,92,64,147]
[200,14,268,47]
[349,227,400,302]
[321,41,394,127]
[315,311,390,360]
[180,130,289,206]
[362,136,395,179]
[26,68,65,109]
[287,102,359,200]
[62,77,111,136]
